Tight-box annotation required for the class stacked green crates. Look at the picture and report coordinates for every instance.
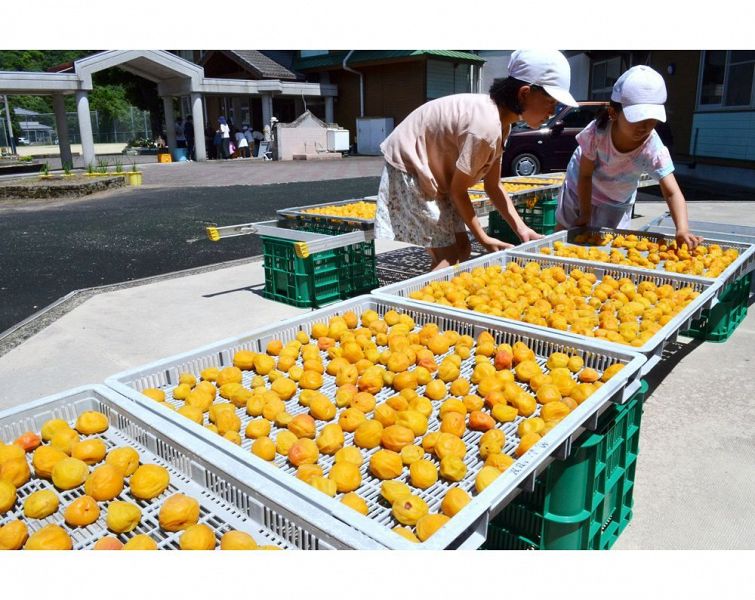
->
[482,380,648,550]
[261,220,379,308]
[488,197,558,244]
[681,272,752,342]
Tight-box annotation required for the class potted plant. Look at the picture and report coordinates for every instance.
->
[114,159,127,179]
[86,162,96,177]
[95,158,110,176]
[125,162,142,186]
[38,162,51,179]
[62,162,75,178]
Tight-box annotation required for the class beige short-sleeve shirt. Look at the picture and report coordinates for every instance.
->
[380,94,504,199]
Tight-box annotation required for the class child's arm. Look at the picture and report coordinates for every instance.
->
[483,158,541,242]
[659,173,703,249]
[449,168,512,253]
[574,155,596,227]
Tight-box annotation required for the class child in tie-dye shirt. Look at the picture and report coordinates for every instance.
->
[556,65,701,249]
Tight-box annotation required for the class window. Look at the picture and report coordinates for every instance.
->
[698,50,755,108]
[299,51,328,58]
[561,105,603,128]
[591,57,621,101]
[700,50,726,104]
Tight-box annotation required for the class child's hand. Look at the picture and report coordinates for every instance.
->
[516,226,543,243]
[676,230,704,250]
[480,234,514,253]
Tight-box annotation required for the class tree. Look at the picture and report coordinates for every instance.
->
[93,68,162,137]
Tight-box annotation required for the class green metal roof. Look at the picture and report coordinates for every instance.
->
[294,50,485,71]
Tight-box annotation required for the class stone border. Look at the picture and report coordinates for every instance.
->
[0,176,126,199]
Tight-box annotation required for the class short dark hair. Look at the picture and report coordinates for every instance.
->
[596,101,623,130]
[489,77,546,114]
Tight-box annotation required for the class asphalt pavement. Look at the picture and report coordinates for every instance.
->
[0,176,380,333]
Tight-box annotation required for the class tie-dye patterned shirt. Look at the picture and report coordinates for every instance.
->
[563,120,674,208]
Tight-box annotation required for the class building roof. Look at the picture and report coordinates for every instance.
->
[294,50,485,71]
[19,120,53,131]
[204,51,299,80]
[14,107,41,116]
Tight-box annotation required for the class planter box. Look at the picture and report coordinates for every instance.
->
[126,171,143,186]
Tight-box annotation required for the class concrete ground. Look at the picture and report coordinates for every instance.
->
[0,167,752,548]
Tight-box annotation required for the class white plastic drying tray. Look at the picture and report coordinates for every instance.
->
[372,252,719,376]
[277,198,376,230]
[513,227,755,293]
[106,295,645,550]
[0,385,380,549]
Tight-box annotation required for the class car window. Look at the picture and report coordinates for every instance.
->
[562,106,603,129]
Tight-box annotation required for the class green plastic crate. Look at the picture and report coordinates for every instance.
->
[482,379,648,550]
[488,197,558,244]
[681,271,751,342]
[261,236,343,308]
[291,220,379,298]
[340,239,380,297]
[261,229,379,308]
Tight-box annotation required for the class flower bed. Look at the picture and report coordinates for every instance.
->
[0,174,125,199]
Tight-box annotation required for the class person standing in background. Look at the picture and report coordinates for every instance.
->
[236,126,250,158]
[184,115,195,160]
[218,116,230,159]
[175,118,186,149]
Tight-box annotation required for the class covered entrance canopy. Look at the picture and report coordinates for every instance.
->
[0,50,337,164]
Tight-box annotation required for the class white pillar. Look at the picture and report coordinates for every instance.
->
[325,97,334,124]
[53,94,73,169]
[191,92,206,161]
[261,93,273,129]
[162,96,176,150]
[75,91,95,168]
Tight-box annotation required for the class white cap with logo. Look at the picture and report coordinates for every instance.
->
[508,49,578,107]
[611,65,667,123]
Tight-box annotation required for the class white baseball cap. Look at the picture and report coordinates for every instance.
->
[508,49,578,107]
[611,65,667,123]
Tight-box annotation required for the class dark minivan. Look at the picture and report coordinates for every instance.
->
[502,101,607,176]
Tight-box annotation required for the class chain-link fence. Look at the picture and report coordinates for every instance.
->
[4,106,153,146]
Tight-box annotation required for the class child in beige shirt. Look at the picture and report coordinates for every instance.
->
[377,49,578,270]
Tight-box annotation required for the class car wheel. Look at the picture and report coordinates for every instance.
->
[511,153,541,177]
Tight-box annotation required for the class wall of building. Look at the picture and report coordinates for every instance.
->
[568,53,591,102]
[648,51,700,157]
[426,60,471,98]
[690,111,755,161]
[328,60,426,147]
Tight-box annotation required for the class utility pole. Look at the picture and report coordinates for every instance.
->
[3,95,16,154]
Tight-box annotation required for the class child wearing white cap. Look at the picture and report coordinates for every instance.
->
[376,49,578,270]
[556,65,702,249]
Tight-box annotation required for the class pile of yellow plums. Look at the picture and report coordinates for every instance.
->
[408,261,701,347]
[470,177,564,193]
[540,233,739,278]
[301,201,376,220]
[0,411,276,551]
[140,307,626,544]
